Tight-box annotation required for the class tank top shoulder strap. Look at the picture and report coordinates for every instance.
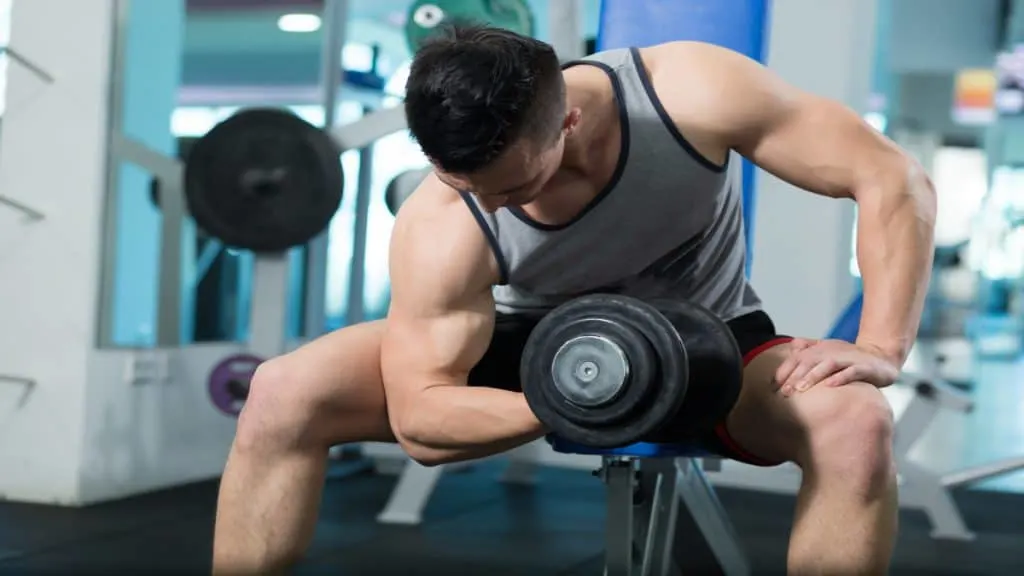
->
[573,47,725,173]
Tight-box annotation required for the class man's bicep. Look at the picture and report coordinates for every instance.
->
[383,215,497,393]
[383,290,495,392]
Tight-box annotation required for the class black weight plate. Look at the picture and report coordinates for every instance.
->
[521,294,690,448]
[647,298,743,442]
[385,167,430,215]
[530,316,657,426]
[184,108,343,253]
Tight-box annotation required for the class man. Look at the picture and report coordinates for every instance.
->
[212,25,935,575]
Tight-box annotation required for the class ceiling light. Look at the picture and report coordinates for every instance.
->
[278,13,321,33]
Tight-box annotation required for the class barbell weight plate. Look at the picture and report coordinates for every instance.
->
[521,294,689,448]
[184,108,343,253]
[405,0,536,53]
[208,353,264,418]
[384,166,431,216]
[645,298,744,443]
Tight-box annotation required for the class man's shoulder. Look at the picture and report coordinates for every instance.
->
[635,41,738,75]
[390,178,501,294]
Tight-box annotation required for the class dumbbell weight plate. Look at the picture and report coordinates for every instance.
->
[534,315,659,427]
[521,294,689,448]
[645,298,744,442]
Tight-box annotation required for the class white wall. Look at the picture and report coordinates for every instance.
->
[750,0,875,337]
[0,0,114,503]
[78,345,243,504]
[889,0,1002,73]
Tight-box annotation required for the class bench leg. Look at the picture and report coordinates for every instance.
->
[893,385,974,541]
[636,459,682,576]
[604,457,638,576]
[498,441,542,485]
[601,457,750,576]
[668,458,751,576]
[376,462,445,525]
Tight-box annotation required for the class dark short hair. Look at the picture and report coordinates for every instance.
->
[404,24,566,174]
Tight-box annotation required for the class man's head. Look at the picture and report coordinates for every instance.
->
[404,24,575,210]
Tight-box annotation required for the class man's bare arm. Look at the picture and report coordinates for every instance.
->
[648,42,937,364]
[381,179,546,466]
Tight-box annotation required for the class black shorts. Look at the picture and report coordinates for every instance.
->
[467,310,792,466]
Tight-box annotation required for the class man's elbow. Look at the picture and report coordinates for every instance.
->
[858,152,937,224]
[400,441,453,468]
[899,155,937,226]
[392,407,455,467]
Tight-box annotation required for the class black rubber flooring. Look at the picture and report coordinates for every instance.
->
[0,460,1020,575]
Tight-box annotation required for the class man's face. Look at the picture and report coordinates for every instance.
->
[436,131,566,213]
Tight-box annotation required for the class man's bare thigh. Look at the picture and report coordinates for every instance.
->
[724,341,890,465]
[265,320,395,444]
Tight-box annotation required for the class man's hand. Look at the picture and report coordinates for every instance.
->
[774,339,900,397]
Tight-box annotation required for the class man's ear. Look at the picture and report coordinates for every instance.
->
[563,107,583,135]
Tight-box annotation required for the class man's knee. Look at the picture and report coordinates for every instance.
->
[233,356,320,453]
[800,384,895,492]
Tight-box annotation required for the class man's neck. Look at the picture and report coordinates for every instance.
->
[564,114,620,189]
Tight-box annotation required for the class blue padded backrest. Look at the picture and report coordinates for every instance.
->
[547,435,715,458]
[826,290,863,343]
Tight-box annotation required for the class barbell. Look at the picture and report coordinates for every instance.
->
[184,108,344,253]
[180,107,430,252]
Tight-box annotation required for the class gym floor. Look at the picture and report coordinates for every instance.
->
[0,348,1021,575]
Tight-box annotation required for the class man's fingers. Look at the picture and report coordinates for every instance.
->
[775,339,820,387]
[774,352,803,387]
[779,360,817,395]
[819,365,861,388]
[782,357,817,390]
[794,359,841,392]
[789,337,816,350]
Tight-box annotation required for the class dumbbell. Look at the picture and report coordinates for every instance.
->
[520,293,743,448]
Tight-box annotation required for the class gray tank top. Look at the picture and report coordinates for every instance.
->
[459,47,762,321]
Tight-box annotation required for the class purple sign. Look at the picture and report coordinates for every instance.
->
[208,353,264,417]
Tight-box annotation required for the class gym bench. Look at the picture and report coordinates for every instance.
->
[549,437,750,576]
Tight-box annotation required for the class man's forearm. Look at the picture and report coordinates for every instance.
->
[399,385,547,464]
[854,162,937,365]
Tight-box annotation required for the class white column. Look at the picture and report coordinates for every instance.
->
[750,0,878,338]
[548,0,585,61]
[0,0,115,503]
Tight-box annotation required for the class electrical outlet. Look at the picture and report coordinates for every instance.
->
[125,352,169,386]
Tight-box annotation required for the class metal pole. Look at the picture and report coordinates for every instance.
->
[303,0,348,337]
[345,119,374,326]
[155,160,186,346]
[97,0,132,347]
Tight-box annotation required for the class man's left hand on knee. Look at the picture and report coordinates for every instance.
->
[774,338,900,397]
